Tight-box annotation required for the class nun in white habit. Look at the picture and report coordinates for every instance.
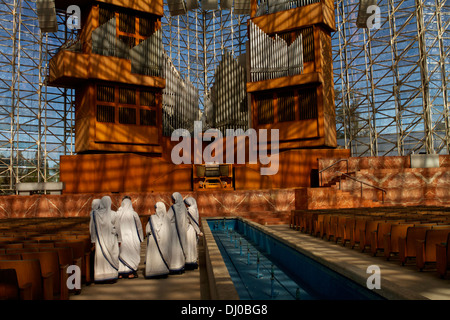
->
[145,202,171,278]
[89,196,121,283]
[166,192,188,274]
[116,196,144,278]
[184,197,203,269]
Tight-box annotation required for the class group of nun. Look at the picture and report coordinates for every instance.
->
[89,192,202,283]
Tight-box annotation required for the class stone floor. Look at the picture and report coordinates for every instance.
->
[70,239,211,300]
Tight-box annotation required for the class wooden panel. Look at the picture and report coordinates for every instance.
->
[55,0,164,17]
[246,72,322,93]
[249,2,335,34]
[48,51,166,89]
[60,153,191,194]
[95,122,159,145]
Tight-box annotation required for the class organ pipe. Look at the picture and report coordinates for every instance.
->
[249,21,303,82]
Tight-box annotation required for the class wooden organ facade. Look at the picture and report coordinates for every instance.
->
[50,0,349,194]
[48,0,165,154]
[248,0,337,150]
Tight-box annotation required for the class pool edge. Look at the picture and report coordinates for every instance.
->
[240,218,430,300]
[203,217,430,301]
[202,217,240,300]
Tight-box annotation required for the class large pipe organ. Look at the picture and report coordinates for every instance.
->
[248,0,337,150]
[48,0,165,154]
[162,52,200,136]
[207,51,249,134]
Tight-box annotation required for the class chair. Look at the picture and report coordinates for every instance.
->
[21,250,66,300]
[334,215,351,244]
[0,253,22,260]
[40,246,72,298]
[0,268,32,300]
[359,219,384,253]
[2,243,24,249]
[319,214,331,239]
[350,217,370,249]
[24,242,55,248]
[326,215,339,241]
[436,233,450,278]
[0,259,53,300]
[416,228,450,271]
[370,221,401,256]
[383,223,415,260]
[398,225,433,266]
[341,217,356,247]
[313,214,325,237]
[6,247,39,254]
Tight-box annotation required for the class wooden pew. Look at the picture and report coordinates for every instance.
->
[0,259,53,300]
[0,253,22,260]
[398,225,433,266]
[40,246,72,299]
[21,251,66,300]
[436,233,450,278]
[416,227,450,271]
[326,215,339,241]
[319,214,331,239]
[370,220,403,256]
[334,215,351,244]
[0,268,32,300]
[341,217,356,247]
[350,216,370,249]
[383,223,415,260]
[359,219,384,253]
[313,214,325,237]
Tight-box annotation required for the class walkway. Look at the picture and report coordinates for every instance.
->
[71,239,210,300]
[267,224,450,300]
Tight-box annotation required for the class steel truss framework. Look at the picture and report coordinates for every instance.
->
[333,0,450,156]
[0,0,448,194]
[0,0,75,194]
[161,2,248,114]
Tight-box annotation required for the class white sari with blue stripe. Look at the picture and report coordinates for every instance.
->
[116,198,144,276]
[145,202,171,278]
[89,196,120,282]
[167,192,188,273]
[184,197,201,267]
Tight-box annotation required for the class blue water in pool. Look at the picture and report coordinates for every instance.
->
[208,218,383,300]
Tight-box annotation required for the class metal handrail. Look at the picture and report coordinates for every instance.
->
[319,159,349,187]
[337,171,387,203]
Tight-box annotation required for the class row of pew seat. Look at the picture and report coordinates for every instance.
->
[0,216,151,300]
[0,218,93,300]
[290,209,450,279]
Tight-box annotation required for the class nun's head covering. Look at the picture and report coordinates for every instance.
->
[184,197,197,208]
[101,196,112,212]
[152,201,168,233]
[171,192,187,220]
[120,197,133,212]
[92,199,101,211]
[172,192,183,204]
[184,196,199,221]
[155,202,167,218]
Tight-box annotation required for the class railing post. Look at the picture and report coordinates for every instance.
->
[361,183,363,199]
